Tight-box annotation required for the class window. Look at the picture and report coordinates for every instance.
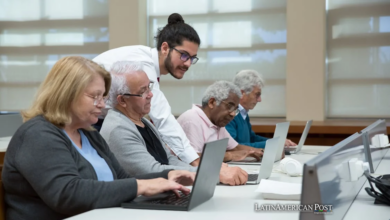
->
[327,0,390,118]
[0,0,109,111]
[148,0,287,117]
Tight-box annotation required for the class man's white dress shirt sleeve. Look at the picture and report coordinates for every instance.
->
[142,62,199,163]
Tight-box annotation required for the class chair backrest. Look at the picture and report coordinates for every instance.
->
[0,180,5,220]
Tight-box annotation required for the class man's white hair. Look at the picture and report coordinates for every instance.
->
[201,81,242,107]
[233,69,265,94]
[107,61,144,106]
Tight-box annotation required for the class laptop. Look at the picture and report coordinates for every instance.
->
[273,122,291,162]
[226,121,290,165]
[285,120,312,154]
[246,137,280,185]
[121,138,228,211]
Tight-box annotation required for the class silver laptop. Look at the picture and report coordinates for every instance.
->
[285,120,312,154]
[273,122,290,162]
[227,122,290,165]
[122,138,228,211]
[246,137,280,185]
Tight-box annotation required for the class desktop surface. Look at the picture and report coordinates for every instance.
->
[0,136,11,152]
[67,146,330,220]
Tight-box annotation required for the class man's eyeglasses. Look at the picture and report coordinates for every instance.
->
[84,94,107,106]
[221,100,239,116]
[122,82,154,99]
[172,47,199,64]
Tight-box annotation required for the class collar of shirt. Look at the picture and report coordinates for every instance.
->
[239,104,248,120]
[151,48,160,78]
[192,104,219,129]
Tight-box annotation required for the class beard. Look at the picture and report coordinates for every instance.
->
[164,50,188,79]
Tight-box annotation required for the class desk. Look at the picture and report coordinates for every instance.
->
[250,119,390,146]
[0,137,11,153]
[0,137,11,176]
[67,146,330,220]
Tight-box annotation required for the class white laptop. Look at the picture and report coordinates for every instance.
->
[285,120,312,154]
[246,137,280,185]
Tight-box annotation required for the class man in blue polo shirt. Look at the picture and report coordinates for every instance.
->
[226,70,296,149]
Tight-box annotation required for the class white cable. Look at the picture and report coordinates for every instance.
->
[272,168,284,174]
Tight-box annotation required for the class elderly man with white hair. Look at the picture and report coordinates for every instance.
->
[177,81,264,165]
[226,70,296,148]
[100,61,248,186]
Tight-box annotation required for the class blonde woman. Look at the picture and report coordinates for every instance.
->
[1,56,194,220]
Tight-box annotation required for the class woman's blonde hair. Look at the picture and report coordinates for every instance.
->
[22,56,111,127]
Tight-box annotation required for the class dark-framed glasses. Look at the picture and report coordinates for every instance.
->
[221,100,240,116]
[121,82,154,99]
[172,47,199,64]
[84,94,107,106]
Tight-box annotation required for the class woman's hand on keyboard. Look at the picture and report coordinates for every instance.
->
[136,178,191,198]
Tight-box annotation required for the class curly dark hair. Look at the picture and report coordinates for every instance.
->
[155,13,201,50]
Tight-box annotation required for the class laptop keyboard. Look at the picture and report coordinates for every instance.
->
[141,192,190,206]
[248,174,258,181]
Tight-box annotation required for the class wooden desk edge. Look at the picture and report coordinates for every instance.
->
[250,119,390,135]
